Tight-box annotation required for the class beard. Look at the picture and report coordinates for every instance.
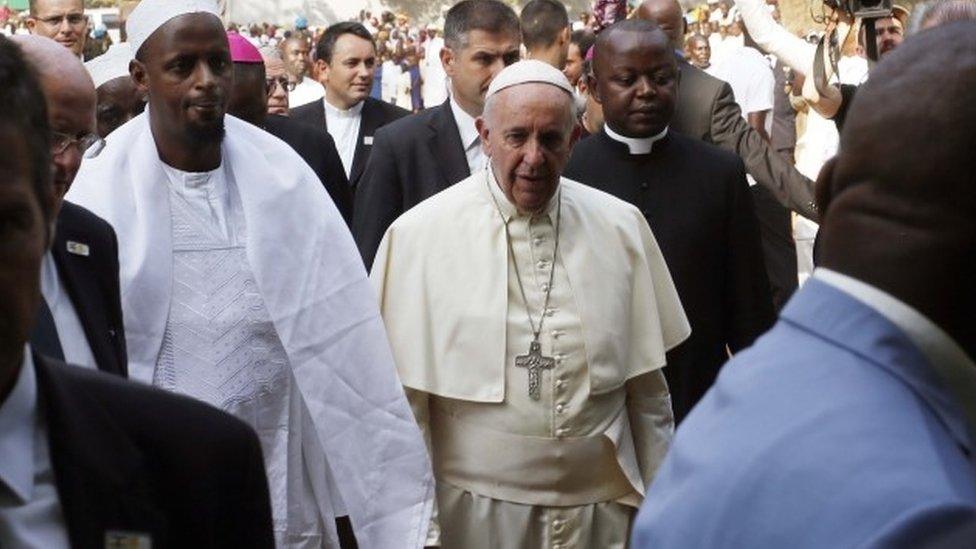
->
[184,118,226,145]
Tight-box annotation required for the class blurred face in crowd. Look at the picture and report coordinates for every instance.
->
[281,36,310,79]
[43,63,97,213]
[477,83,580,214]
[635,0,685,49]
[594,28,678,138]
[227,62,266,126]
[441,29,520,116]
[563,41,586,87]
[27,0,87,57]
[264,56,289,115]
[870,16,904,57]
[132,14,232,148]
[0,127,49,383]
[95,76,146,138]
[318,32,375,110]
[686,35,711,68]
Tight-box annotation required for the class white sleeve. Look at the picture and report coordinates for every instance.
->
[735,0,816,76]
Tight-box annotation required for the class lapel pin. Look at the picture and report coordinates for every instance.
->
[66,241,90,257]
[364,136,374,146]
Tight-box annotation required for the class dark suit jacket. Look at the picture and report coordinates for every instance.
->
[262,114,353,225]
[290,96,409,189]
[33,352,274,548]
[46,201,127,377]
[564,131,775,422]
[352,100,470,269]
[672,61,818,220]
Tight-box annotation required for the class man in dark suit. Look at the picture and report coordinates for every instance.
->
[13,34,127,377]
[291,22,408,192]
[226,31,353,224]
[564,21,774,422]
[0,34,274,547]
[633,24,976,546]
[635,0,818,221]
[352,0,521,268]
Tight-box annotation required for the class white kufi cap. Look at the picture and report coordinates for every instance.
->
[84,43,133,88]
[485,59,574,100]
[127,0,221,55]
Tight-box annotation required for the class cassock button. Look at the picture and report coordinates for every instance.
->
[541,283,550,291]
[555,403,565,413]
[641,182,649,190]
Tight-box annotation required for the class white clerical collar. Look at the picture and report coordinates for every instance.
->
[484,164,558,222]
[449,94,481,151]
[324,97,364,119]
[0,345,38,503]
[604,125,668,155]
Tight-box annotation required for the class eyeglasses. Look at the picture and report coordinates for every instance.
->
[51,131,105,159]
[265,76,296,94]
[34,13,88,28]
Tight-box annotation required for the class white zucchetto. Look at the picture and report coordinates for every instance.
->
[485,59,575,99]
[127,0,221,55]
[84,43,133,88]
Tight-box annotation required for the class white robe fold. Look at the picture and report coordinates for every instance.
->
[66,112,434,548]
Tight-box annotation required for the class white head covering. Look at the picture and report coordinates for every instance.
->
[485,59,574,99]
[126,0,221,55]
[84,43,133,88]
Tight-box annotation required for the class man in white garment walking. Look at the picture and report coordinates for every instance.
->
[371,60,690,548]
[66,1,434,547]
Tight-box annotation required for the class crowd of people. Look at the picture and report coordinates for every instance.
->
[1,0,975,547]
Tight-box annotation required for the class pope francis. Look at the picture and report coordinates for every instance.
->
[371,60,691,548]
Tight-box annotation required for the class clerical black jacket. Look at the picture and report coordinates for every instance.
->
[564,130,775,422]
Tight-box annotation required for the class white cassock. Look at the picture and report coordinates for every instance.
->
[66,111,434,548]
[371,168,691,548]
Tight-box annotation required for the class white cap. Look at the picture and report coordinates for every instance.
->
[84,43,133,88]
[485,59,574,100]
[127,0,220,55]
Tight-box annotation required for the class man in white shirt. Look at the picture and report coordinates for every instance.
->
[279,35,323,108]
[421,27,448,107]
[0,33,274,547]
[710,29,775,143]
[13,35,127,377]
[66,1,434,546]
[353,0,521,268]
[292,22,408,190]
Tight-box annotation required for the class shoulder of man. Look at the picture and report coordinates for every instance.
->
[386,171,484,233]
[667,128,746,175]
[57,200,116,239]
[373,102,444,145]
[679,61,726,101]
[365,95,411,122]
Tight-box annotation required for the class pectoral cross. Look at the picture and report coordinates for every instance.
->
[516,340,555,400]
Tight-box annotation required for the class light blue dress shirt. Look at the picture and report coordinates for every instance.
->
[632,271,976,548]
[0,346,71,547]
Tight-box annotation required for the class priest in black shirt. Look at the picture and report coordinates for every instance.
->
[564,20,774,422]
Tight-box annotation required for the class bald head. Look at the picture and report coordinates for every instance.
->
[635,0,685,49]
[12,34,96,205]
[818,21,976,357]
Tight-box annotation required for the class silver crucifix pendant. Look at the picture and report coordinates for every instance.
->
[515,340,555,400]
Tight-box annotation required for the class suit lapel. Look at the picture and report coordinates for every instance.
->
[427,100,470,191]
[51,212,124,377]
[35,355,167,547]
[350,98,380,186]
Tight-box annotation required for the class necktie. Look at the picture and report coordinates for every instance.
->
[30,297,65,361]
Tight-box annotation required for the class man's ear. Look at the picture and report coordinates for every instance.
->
[25,17,37,33]
[440,46,455,78]
[130,59,150,96]
[589,73,602,105]
[475,116,491,157]
[559,26,571,47]
[314,58,330,85]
